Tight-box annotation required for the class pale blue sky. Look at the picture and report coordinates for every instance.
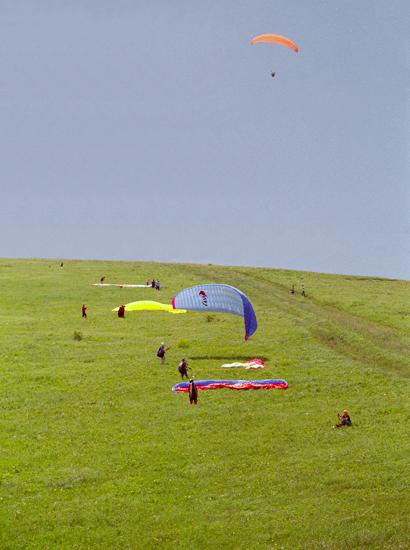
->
[1,1,409,278]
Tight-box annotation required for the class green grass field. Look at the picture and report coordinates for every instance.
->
[0,258,409,549]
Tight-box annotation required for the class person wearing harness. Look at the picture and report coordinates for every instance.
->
[178,358,189,379]
[157,343,168,364]
[188,379,198,404]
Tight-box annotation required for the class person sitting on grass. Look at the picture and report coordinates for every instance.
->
[335,409,352,428]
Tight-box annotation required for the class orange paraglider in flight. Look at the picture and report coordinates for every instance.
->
[250,34,299,53]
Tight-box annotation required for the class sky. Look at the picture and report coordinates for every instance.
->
[1,1,409,279]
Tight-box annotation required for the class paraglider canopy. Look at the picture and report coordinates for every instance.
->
[172,379,288,392]
[112,300,186,314]
[172,284,257,340]
[250,34,299,53]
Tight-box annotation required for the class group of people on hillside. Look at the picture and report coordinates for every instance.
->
[156,342,354,414]
[290,284,307,297]
[81,275,162,320]
[157,343,197,404]
[80,285,351,416]
[157,344,189,379]
[157,344,188,378]
[147,279,161,290]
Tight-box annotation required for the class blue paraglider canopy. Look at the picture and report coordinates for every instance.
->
[172,284,257,340]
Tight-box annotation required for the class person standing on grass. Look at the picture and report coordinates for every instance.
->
[188,379,198,405]
[118,304,125,318]
[82,304,87,318]
[157,343,168,364]
[301,285,306,297]
[178,358,189,379]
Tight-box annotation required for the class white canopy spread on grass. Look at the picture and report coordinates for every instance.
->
[93,283,150,288]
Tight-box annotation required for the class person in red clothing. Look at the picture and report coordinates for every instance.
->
[118,304,125,318]
[82,304,87,318]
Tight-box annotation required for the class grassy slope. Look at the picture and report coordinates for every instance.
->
[0,259,409,549]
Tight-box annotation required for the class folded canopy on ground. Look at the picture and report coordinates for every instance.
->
[172,379,288,391]
[172,284,257,340]
[93,283,150,288]
[112,300,186,314]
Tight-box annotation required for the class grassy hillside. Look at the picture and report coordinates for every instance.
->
[0,258,409,549]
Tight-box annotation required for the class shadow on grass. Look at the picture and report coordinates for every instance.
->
[190,355,270,362]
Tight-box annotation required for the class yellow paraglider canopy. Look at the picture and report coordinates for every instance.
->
[112,300,187,314]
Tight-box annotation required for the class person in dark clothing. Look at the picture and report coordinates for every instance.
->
[301,285,306,297]
[100,276,105,283]
[157,343,167,364]
[151,279,156,288]
[82,304,87,318]
[188,379,198,405]
[178,358,189,379]
[118,304,125,318]
[335,410,352,428]
[290,284,295,295]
